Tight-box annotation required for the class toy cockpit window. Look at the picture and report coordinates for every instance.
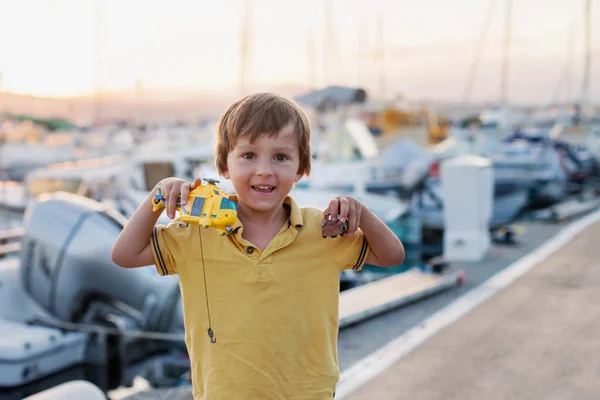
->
[220,198,236,210]
[191,197,206,216]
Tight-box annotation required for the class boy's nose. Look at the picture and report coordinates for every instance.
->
[256,160,274,176]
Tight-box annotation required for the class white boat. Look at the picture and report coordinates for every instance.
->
[0,181,27,211]
[420,129,568,232]
[5,155,129,212]
[4,144,190,225]
[0,142,78,182]
[303,118,432,198]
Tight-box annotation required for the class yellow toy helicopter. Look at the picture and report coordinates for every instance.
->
[152,178,238,236]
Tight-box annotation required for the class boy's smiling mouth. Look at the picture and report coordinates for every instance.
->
[252,185,275,193]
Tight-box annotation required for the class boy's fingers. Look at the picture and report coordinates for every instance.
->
[167,187,179,218]
[327,198,340,221]
[321,207,329,225]
[347,202,358,235]
[191,178,201,190]
[180,184,190,205]
[338,197,349,223]
[161,184,170,206]
[161,183,170,199]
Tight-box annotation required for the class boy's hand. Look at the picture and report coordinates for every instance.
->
[159,177,201,219]
[322,196,364,237]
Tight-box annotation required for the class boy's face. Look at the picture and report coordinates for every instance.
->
[222,123,302,214]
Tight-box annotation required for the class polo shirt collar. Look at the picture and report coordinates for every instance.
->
[285,196,304,228]
[227,195,304,233]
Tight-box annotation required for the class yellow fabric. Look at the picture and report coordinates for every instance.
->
[150,196,370,400]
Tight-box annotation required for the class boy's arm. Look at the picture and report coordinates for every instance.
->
[359,207,405,267]
[324,197,405,268]
[111,187,161,268]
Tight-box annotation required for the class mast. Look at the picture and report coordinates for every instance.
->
[323,0,334,85]
[376,11,385,99]
[497,0,512,136]
[549,24,575,107]
[307,27,316,89]
[134,79,143,124]
[566,23,574,104]
[462,0,495,106]
[94,0,104,124]
[240,0,252,96]
[357,18,366,87]
[500,0,511,105]
[580,0,591,119]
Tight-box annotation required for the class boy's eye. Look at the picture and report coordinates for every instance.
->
[275,154,288,162]
[242,153,256,160]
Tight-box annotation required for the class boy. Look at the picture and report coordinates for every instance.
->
[111,93,405,399]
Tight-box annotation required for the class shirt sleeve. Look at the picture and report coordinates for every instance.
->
[150,220,189,276]
[333,228,370,272]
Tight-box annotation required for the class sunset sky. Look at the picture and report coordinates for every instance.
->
[0,0,597,105]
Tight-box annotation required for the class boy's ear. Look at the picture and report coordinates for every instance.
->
[221,169,230,180]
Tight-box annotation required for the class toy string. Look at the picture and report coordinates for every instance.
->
[199,229,216,344]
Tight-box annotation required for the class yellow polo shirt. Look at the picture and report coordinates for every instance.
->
[150,196,369,400]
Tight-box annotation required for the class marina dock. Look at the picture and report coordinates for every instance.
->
[339,210,600,399]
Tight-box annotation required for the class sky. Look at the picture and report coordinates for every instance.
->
[0,0,597,105]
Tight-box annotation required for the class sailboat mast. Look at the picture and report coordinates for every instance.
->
[307,27,316,89]
[240,0,252,96]
[462,0,495,107]
[94,0,104,124]
[566,23,575,104]
[324,0,333,85]
[376,12,385,99]
[581,0,591,116]
[357,18,366,87]
[134,79,143,124]
[500,0,511,105]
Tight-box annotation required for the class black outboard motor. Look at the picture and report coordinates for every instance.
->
[19,192,184,334]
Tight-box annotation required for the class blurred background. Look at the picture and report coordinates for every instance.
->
[0,0,598,122]
[1,1,600,399]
